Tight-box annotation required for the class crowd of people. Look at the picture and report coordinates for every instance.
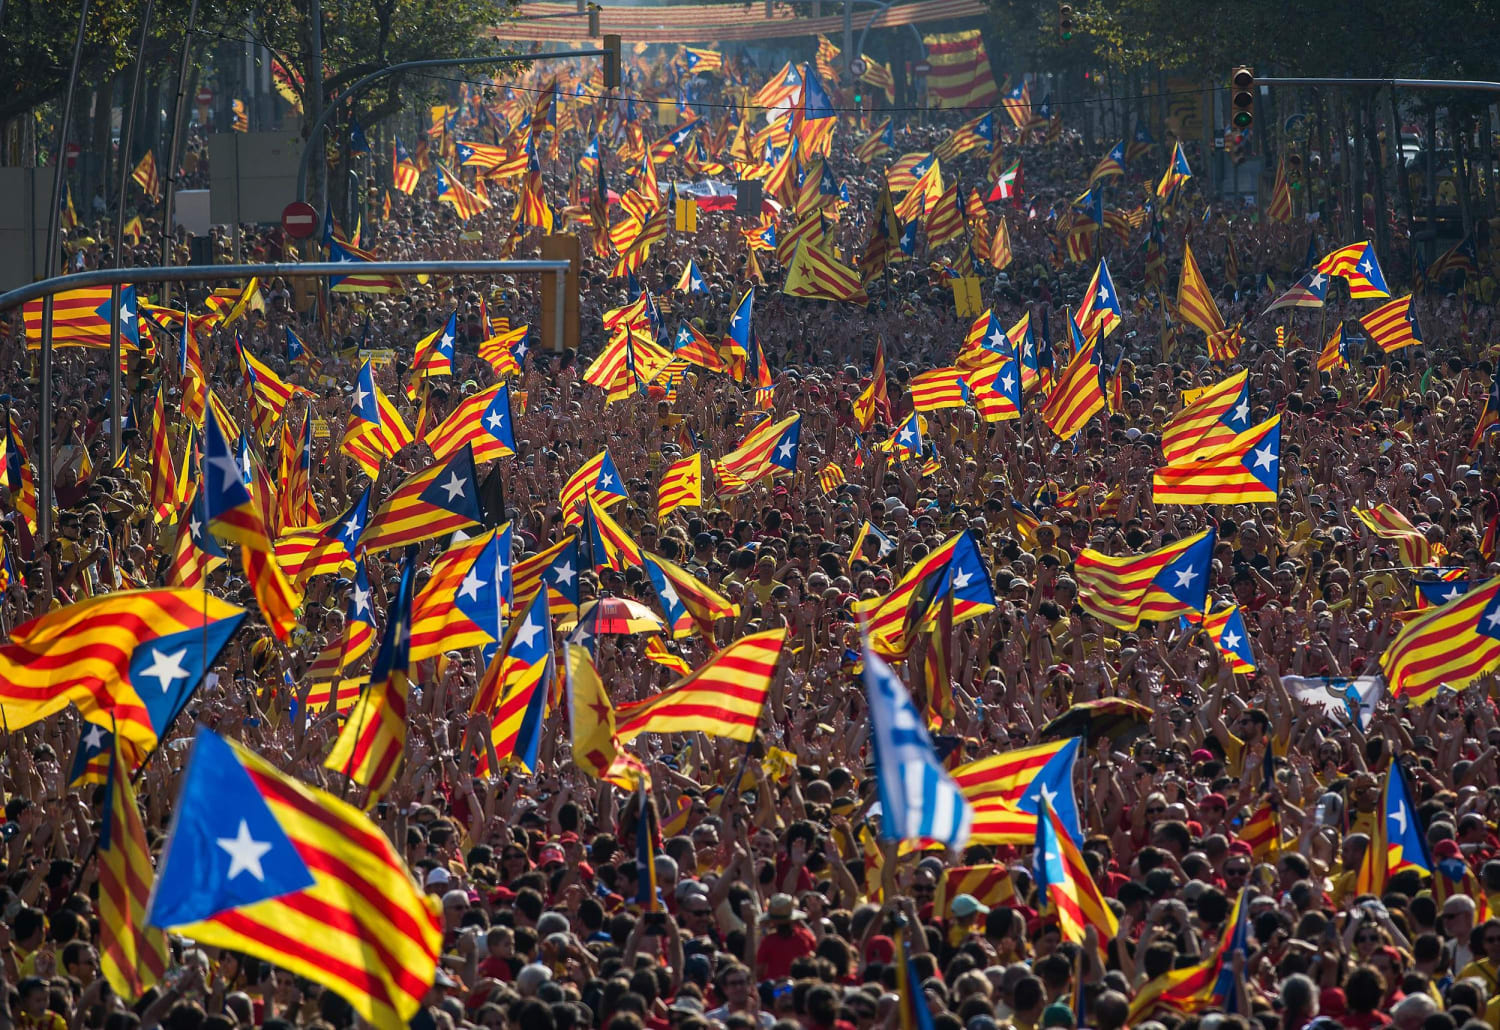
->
[3,28,1500,1030]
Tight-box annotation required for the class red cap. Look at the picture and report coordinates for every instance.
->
[865,935,894,963]
[559,831,581,845]
[1434,839,1462,859]
[1228,840,1253,856]
[1200,793,1227,809]
[489,887,517,904]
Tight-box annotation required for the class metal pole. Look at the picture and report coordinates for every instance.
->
[0,260,572,312]
[1258,76,1500,95]
[108,0,156,465]
[295,49,608,204]
[552,267,566,354]
[40,0,92,545]
[308,0,325,211]
[160,0,200,309]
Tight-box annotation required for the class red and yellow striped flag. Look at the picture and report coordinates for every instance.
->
[658,452,703,520]
[1354,503,1433,568]
[1360,294,1419,353]
[616,628,786,742]
[325,558,416,803]
[817,461,846,495]
[1241,800,1281,861]
[1381,574,1500,706]
[924,182,965,246]
[1040,333,1105,440]
[148,383,178,523]
[1268,157,1293,222]
[910,367,967,411]
[1176,240,1225,337]
[99,735,169,999]
[131,150,161,199]
[1151,414,1281,505]
[934,864,1016,917]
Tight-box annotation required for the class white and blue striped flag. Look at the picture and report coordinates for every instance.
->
[863,640,972,850]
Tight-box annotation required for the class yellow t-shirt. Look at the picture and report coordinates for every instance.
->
[1220,729,1291,779]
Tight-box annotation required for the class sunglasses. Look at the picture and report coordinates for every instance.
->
[1355,935,1380,944]
[1146,806,1166,815]
[1225,866,1249,876]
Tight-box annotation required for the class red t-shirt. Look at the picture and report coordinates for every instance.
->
[756,925,817,980]
[477,956,514,982]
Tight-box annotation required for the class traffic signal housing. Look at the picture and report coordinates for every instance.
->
[1058,3,1074,40]
[1231,66,1255,130]
[603,33,621,88]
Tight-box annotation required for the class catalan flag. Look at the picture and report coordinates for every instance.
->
[1156,142,1192,199]
[560,448,627,527]
[99,734,169,1000]
[855,531,995,656]
[1267,157,1293,222]
[478,325,529,379]
[434,160,490,220]
[713,412,801,489]
[671,321,726,372]
[359,444,483,555]
[150,728,441,1030]
[474,590,554,774]
[325,553,415,801]
[934,865,1016,918]
[23,285,143,350]
[952,738,1083,843]
[580,494,643,573]
[328,239,401,294]
[817,461,846,495]
[1262,269,1329,315]
[657,452,702,520]
[1380,574,1500,705]
[887,412,925,460]
[850,520,896,565]
[566,644,622,782]
[616,628,786,743]
[166,485,227,588]
[853,339,892,429]
[909,368,967,411]
[676,258,708,295]
[1127,889,1252,1021]
[147,383,178,523]
[275,486,370,583]
[865,636,971,850]
[1198,604,1257,673]
[999,78,1032,128]
[1316,240,1390,298]
[1356,760,1430,898]
[69,721,114,787]
[306,562,376,689]
[1075,528,1215,631]
[1360,294,1420,352]
[1432,843,1492,922]
[391,138,420,194]
[923,182,965,247]
[203,404,302,641]
[1040,326,1105,441]
[279,412,318,529]
[423,382,516,464]
[1176,240,1226,338]
[1317,323,1349,372]
[512,534,581,618]
[641,552,737,642]
[1034,799,1116,955]
[1152,413,1281,505]
[342,360,415,478]
[1161,370,1253,462]
[854,119,894,163]
[1075,258,1122,341]
[783,242,869,304]
[408,526,510,662]
[131,150,161,199]
[1089,140,1126,185]
[0,588,244,747]
[1353,503,1433,568]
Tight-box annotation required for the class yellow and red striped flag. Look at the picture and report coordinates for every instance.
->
[817,461,846,495]
[1318,324,1349,372]
[359,445,483,555]
[98,735,169,1000]
[325,556,416,802]
[909,367,967,411]
[991,217,1013,270]
[1381,574,1500,706]
[1040,332,1105,440]
[1161,370,1251,462]
[657,452,702,520]
[1354,503,1433,568]
[640,551,738,643]
[148,383,178,522]
[616,628,787,742]
[131,150,161,199]
[934,865,1016,918]
[422,382,517,464]
[1034,799,1117,956]
[1360,294,1420,352]
[854,531,995,656]
[853,339,892,430]
[560,448,627,526]
[1241,800,1281,861]
[923,182,965,246]
[152,727,442,1030]
[1268,157,1293,222]
[1074,528,1215,631]
[1316,240,1390,298]
[307,564,376,690]
[922,29,999,109]
[782,242,869,304]
[1151,414,1281,505]
[473,590,554,775]
[479,324,527,379]
[342,360,415,478]
[279,412,318,530]
[1176,240,1226,338]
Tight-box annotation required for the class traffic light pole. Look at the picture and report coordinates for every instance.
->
[1256,76,1500,95]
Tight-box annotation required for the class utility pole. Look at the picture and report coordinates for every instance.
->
[309,0,326,209]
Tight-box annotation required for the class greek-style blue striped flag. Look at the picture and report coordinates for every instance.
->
[863,640,972,849]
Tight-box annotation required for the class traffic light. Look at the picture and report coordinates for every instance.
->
[1231,66,1254,130]
[603,33,621,88]
[1058,3,1074,40]
[586,2,600,37]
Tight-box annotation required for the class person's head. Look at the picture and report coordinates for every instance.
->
[1391,993,1437,1030]
[1281,974,1318,1023]
[62,939,98,985]
[1344,965,1386,1014]
[1443,895,1477,942]
[1473,917,1500,963]
[1011,977,1045,1020]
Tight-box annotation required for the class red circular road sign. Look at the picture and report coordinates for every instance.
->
[281,201,319,239]
[196,88,214,106]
